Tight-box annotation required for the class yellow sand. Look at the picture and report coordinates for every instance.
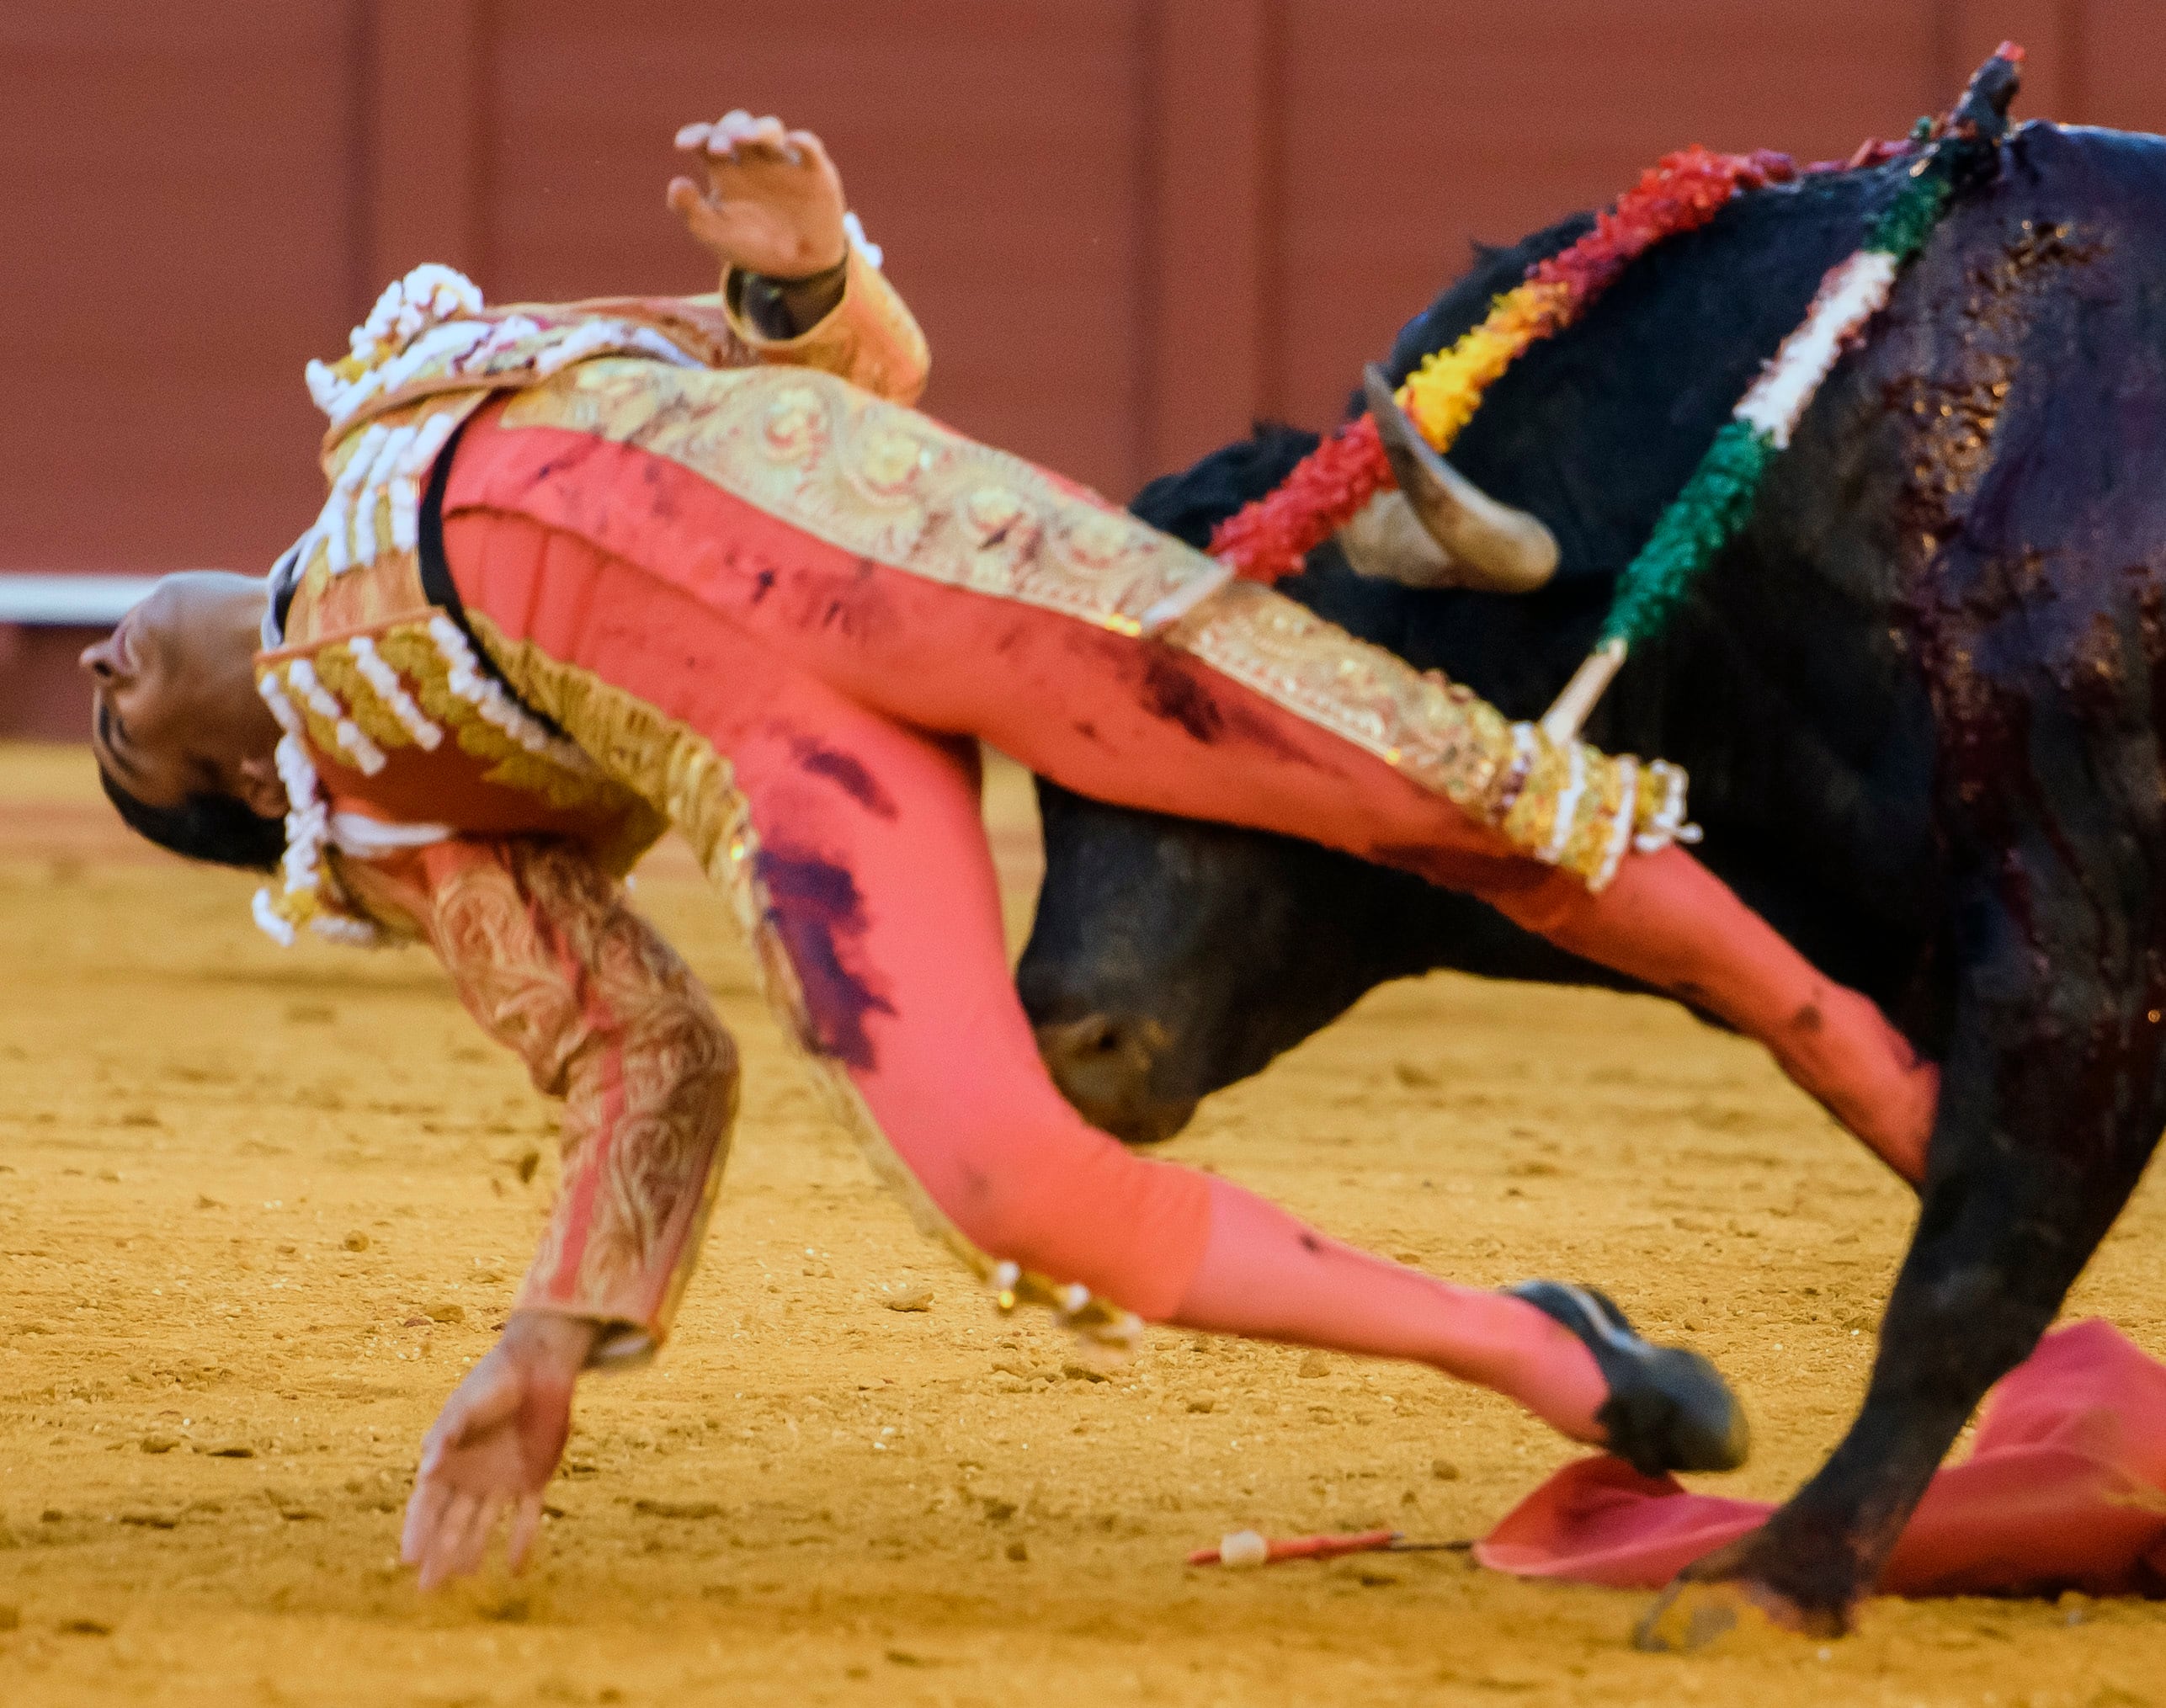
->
[1,742,2162,1706]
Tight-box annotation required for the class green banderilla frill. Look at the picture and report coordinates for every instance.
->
[1598,420,1776,652]
[1538,44,2024,745]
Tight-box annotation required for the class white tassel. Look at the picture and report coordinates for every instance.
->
[304,358,346,418]
[285,660,386,776]
[320,424,386,577]
[257,671,306,740]
[843,211,883,272]
[252,887,297,947]
[350,424,418,569]
[1634,762,1698,854]
[325,363,388,433]
[345,637,442,749]
[328,811,453,855]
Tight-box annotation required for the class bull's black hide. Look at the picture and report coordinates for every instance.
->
[1020,120,2166,1630]
[1024,158,1965,1141]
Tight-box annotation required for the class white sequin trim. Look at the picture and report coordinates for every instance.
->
[328,811,453,856]
[252,678,388,949]
[1495,721,1540,820]
[349,423,418,569]
[455,315,545,376]
[285,659,386,776]
[530,318,702,379]
[1633,760,1701,853]
[309,913,384,946]
[345,636,443,750]
[425,615,595,773]
[1734,250,1898,450]
[1541,742,1589,866]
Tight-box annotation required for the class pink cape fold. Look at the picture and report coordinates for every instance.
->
[1477,1320,2166,1598]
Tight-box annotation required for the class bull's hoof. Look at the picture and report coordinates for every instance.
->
[1507,1281,1749,1476]
[1635,1579,1777,1652]
[1633,1537,1858,1652]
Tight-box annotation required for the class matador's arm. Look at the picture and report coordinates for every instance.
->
[341,838,737,1365]
[668,109,929,405]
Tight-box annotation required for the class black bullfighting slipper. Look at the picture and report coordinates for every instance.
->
[1507,1280,1750,1477]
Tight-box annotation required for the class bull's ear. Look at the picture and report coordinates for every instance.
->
[1362,365,1559,593]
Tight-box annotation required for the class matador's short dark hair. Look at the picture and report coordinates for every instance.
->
[99,768,285,874]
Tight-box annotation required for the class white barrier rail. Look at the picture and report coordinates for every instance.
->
[0,575,165,625]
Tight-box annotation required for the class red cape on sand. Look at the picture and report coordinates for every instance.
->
[1478,1320,2166,1599]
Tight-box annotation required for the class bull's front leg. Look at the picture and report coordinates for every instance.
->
[1637,859,2166,1647]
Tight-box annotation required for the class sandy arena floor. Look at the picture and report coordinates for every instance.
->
[2,740,2163,1706]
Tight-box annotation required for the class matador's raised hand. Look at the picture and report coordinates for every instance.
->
[668,109,849,280]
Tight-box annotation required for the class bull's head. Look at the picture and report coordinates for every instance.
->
[1019,790,1402,1143]
[1021,779,1627,1143]
[1335,368,1560,594]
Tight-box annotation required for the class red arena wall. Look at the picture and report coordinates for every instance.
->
[3,1,2162,735]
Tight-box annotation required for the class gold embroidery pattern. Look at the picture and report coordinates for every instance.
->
[369,624,639,822]
[425,842,737,1354]
[1168,581,1686,881]
[1175,580,1518,813]
[498,360,1229,641]
[306,644,422,756]
[467,612,1142,1348]
[259,617,664,872]
[496,361,1688,889]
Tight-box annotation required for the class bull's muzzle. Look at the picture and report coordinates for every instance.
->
[1033,1014,1200,1146]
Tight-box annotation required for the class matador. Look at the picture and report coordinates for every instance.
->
[84,110,1936,1588]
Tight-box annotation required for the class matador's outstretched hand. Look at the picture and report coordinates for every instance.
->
[668,109,849,279]
[402,1312,599,1590]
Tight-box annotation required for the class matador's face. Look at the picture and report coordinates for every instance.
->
[79,572,284,817]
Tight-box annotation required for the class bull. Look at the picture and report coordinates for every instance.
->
[1019,120,2166,1639]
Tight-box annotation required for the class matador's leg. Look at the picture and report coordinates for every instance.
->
[444,415,1934,1180]
[439,508,1747,1465]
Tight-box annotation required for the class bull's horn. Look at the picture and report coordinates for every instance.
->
[1337,490,1457,589]
[1362,365,1559,593]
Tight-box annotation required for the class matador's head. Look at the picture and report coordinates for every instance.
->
[81,572,287,870]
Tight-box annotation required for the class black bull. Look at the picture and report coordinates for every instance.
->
[1018,122,2166,1631]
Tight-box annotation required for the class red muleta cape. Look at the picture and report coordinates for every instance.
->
[1479,1320,2166,1599]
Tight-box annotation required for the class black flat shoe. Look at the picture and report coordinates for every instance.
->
[1507,1280,1750,1477]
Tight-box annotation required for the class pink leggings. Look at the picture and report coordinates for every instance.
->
[442,414,1935,1444]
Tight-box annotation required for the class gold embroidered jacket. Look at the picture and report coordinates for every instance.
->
[255,251,926,1361]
